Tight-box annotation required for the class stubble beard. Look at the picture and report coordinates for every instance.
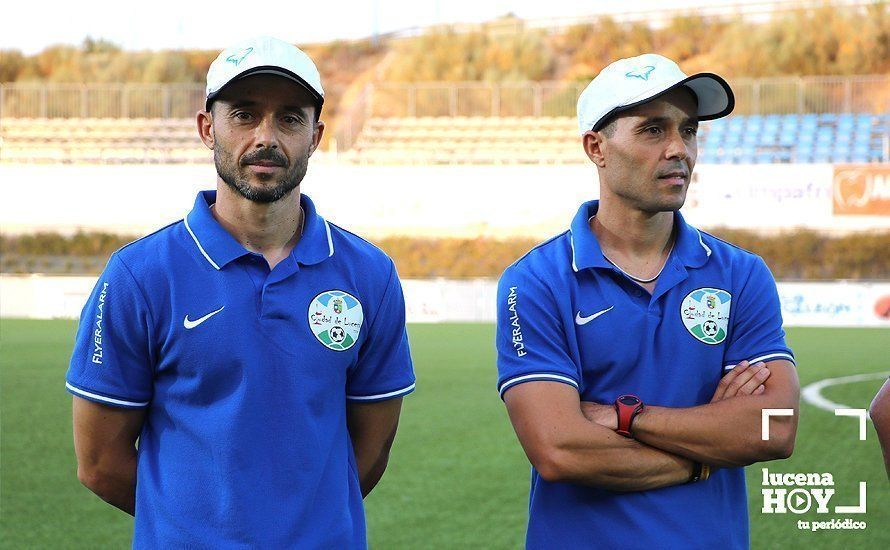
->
[608,177,689,214]
[650,184,689,213]
[214,145,309,204]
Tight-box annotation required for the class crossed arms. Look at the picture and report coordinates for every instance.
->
[72,397,403,514]
[503,359,799,492]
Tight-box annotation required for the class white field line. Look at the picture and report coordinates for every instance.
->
[800,371,890,416]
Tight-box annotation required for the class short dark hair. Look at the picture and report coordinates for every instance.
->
[598,118,618,137]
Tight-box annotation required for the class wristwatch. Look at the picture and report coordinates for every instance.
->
[614,395,645,438]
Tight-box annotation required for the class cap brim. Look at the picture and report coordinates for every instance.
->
[592,72,734,131]
[682,72,735,121]
[205,65,324,112]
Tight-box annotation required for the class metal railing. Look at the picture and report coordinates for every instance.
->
[0,83,348,121]
[364,75,890,118]
[1,75,886,121]
[0,84,206,119]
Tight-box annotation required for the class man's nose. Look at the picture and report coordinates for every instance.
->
[665,128,690,161]
[254,115,279,149]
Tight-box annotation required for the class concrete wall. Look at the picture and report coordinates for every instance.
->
[3,275,888,327]
[2,162,888,238]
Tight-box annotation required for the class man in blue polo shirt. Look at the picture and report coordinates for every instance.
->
[67,36,414,547]
[496,54,800,549]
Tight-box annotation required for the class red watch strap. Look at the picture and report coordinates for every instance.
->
[614,395,644,438]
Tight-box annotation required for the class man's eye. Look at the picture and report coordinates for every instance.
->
[645,126,662,135]
[283,116,299,125]
[685,127,698,136]
[234,112,252,120]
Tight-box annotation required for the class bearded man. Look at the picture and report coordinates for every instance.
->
[66,36,415,548]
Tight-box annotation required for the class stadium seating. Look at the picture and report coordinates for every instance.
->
[343,113,888,165]
[1,114,886,165]
[0,118,211,164]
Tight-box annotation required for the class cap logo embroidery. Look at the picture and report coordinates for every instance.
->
[226,47,253,66]
[625,65,655,81]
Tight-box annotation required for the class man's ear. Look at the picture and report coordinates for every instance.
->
[197,110,214,150]
[308,121,325,157]
[582,130,607,167]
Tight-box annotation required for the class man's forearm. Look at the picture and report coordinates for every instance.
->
[352,424,396,498]
[77,452,137,515]
[506,382,696,492]
[72,398,144,516]
[347,398,403,498]
[356,449,390,498]
[631,361,799,467]
[633,395,796,467]
[544,425,696,492]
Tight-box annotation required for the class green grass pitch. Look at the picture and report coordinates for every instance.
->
[1,320,888,548]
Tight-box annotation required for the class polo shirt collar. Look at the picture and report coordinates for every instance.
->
[569,200,611,272]
[671,208,712,269]
[293,193,335,266]
[569,200,711,272]
[184,190,335,271]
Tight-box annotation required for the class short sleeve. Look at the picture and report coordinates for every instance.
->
[495,264,579,399]
[66,253,154,408]
[346,261,415,402]
[722,257,795,370]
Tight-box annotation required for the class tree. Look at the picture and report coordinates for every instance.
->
[0,49,27,82]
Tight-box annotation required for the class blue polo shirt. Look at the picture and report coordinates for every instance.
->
[66,190,415,548]
[496,200,794,550]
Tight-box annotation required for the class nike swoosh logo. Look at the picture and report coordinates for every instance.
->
[575,306,614,325]
[183,306,225,329]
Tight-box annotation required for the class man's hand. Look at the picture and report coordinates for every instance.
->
[581,361,770,430]
[631,360,799,466]
[711,360,770,402]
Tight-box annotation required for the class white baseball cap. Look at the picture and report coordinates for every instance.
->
[205,36,324,112]
[577,53,733,135]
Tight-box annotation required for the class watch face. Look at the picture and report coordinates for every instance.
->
[618,395,641,406]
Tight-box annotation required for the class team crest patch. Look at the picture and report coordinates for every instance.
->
[680,288,731,345]
[308,290,363,351]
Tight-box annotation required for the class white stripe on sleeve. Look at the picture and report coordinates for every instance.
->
[723,352,796,370]
[347,382,415,401]
[66,382,150,407]
[498,373,579,396]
